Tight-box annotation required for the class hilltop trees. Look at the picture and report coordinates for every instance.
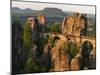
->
[45,23,61,33]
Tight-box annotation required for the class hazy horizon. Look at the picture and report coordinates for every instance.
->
[12,1,95,14]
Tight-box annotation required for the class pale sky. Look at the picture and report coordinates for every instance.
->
[12,1,95,14]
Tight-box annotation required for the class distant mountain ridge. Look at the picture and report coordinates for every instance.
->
[12,7,95,18]
[12,7,36,13]
[12,7,66,17]
[38,7,66,17]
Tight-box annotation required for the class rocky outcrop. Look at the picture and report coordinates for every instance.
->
[27,17,36,30]
[42,43,51,65]
[71,42,96,70]
[27,14,46,32]
[88,47,96,69]
[59,51,70,71]
[62,16,74,35]
[73,13,86,37]
[71,49,83,70]
[62,13,87,37]
[38,14,46,25]
[50,40,70,71]
[37,15,46,32]
[30,44,37,60]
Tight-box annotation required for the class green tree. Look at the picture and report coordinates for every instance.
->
[24,57,35,73]
[24,57,47,73]
[62,41,79,59]
[23,21,33,72]
[67,41,78,59]
[23,21,33,51]
[45,23,61,32]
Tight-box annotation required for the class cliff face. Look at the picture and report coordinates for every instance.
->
[62,13,87,37]
[28,13,95,72]
[41,36,96,72]
[71,50,83,70]
[50,40,70,71]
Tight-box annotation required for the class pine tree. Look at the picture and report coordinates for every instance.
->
[23,21,33,68]
[23,21,33,51]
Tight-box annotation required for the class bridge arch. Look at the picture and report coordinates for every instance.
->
[81,38,96,50]
[82,41,93,53]
[53,36,60,42]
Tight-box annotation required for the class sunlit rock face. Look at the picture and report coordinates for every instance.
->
[50,40,70,72]
[62,13,87,37]
[37,15,46,32]
[73,13,86,37]
[38,15,46,25]
[27,17,36,30]
[62,13,87,49]
[71,52,83,71]
[59,50,70,71]
[62,16,75,35]
[71,58,81,71]
[27,15,46,32]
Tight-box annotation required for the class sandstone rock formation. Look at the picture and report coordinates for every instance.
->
[27,14,46,32]
[88,46,96,69]
[62,13,87,37]
[59,51,70,71]
[42,43,51,65]
[38,14,46,25]
[30,44,37,60]
[71,41,95,70]
[71,49,83,71]
[38,14,46,32]
[62,16,75,35]
[50,40,70,71]
[62,13,87,48]
[27,13,95,72]
[27,17,36,30]
[73,13,86,37]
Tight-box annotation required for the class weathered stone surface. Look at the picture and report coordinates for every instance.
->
[37,15,46,32]
[71,52,82,71]
[59,51,70,71]
[27,15,46,32]
[62,13,86,37]
[27,17,36,30]
[50,40,70,71]
[73,14,85,37]
[38,14,46,25]
[42,43,51,65]
[30,44,37,60]
[50,46,60,71]
[89,48,96,69]
[62,16,74,35]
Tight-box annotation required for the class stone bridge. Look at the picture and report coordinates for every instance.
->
[43,33,96,50]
